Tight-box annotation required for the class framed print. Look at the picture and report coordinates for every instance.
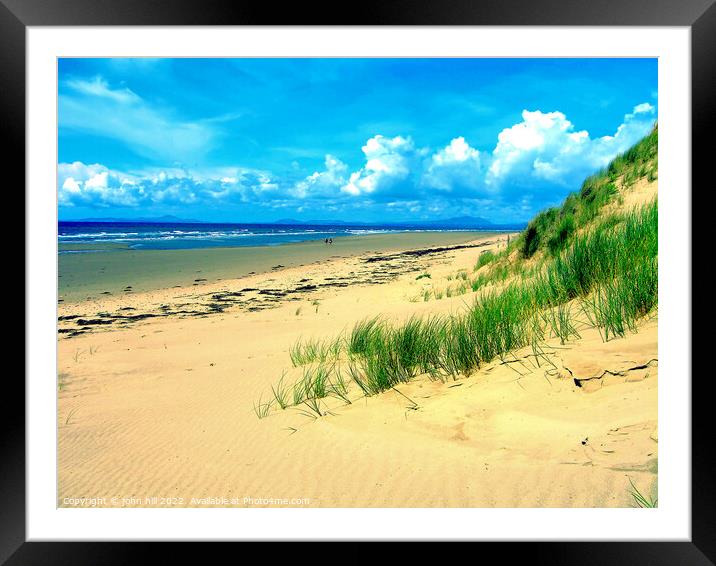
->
[6,0,710,560]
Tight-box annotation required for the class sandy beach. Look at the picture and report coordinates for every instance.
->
[57,230,657,508]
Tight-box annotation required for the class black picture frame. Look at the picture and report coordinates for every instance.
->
[6,0,709,561]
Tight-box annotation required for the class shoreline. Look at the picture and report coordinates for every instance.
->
[59,230,502,304]
[58,232,506,338]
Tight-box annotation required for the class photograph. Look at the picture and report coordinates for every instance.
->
[56,56,660,509]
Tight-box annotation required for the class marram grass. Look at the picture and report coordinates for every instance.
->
[255,128,658,414]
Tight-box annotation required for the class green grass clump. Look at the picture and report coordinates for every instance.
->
[467,259,511,293]
[347,318,429,394]
[474,250,496,271]
[542,303,581,345]
[535,200,658,305]
[522,207,559,258]
[290,336,342,366]
[348,317,384,357]
[343,316,450,394]
[416,272,431,280]
[290,338,319,366]
[582,258,658,341]
[390,317,427,378]
[470,272,488,292]
[546,213,576,256]
[302,364,331,399]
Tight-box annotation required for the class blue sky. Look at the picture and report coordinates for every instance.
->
[58,58,657,223]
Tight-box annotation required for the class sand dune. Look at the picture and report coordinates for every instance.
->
[58,233,657,508]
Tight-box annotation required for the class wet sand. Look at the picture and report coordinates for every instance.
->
[59,231,500,303]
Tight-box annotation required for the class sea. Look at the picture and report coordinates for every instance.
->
[58,221,503,253]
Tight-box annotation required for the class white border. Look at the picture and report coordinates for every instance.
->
[27,26,691,541]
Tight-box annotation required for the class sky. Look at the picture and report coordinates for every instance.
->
[58,58,657,224]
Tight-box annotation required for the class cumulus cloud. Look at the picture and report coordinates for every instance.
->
[58,162,139,207]
[421,137,483,194]
[341,135,420,197]
[292,155,348,198]
[486,103,656,192]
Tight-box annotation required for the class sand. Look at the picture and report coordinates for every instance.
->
[57,231,657,508]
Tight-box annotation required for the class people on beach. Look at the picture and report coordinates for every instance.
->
[328,238,333,245]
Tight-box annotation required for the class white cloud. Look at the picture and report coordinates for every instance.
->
[293,154,348,198]
[633,102,654,114]
[341,135,418,197]
[421,137,483,193]
[57,162,279,209]
[65,76,140,104]
[486,103,656,192]
[487,110,581,186]
[59,76,216,162]
[58,162,139,207]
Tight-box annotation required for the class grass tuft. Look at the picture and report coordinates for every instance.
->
[271,371,290,410]
[474,250,496,271]
[628,477,658,508]
[253,396,272,419]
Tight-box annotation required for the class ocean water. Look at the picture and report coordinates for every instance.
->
[58,221,489,253]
